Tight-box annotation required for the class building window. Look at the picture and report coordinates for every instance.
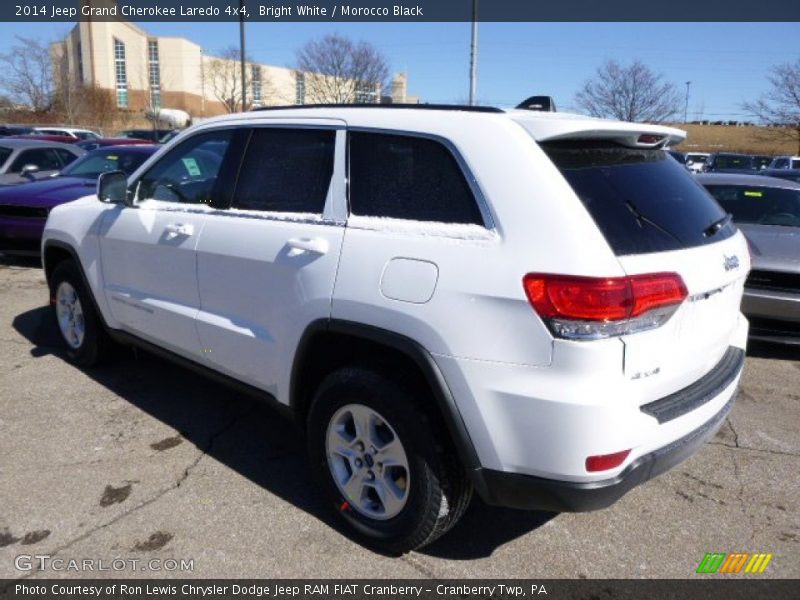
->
[354,82,378,104]
[251,65,262,107]
[76,41,84,84]
[114,38,128,108]
[148,40,161,109]
[295,72,305,105]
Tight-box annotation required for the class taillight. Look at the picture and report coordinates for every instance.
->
[586,449,631,472]
[523,272,687,340]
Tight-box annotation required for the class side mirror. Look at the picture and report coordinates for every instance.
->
[20,164,40,177]
[97,170,131,205]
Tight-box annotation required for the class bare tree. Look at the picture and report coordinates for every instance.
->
[0,36,55,112]
[574,60,681,123]
[205,46,252,113]
[51,43,85,125]
[295,34,389,104]
[742,59,800,154]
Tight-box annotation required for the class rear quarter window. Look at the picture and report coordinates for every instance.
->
[542,141,735,255]
[349,131,484,225]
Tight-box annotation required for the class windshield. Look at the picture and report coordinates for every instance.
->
[543,140,733,255]
[61,149,151,179]
[714,155,754,170]
[704,184,800,227]
[0,146,11,166]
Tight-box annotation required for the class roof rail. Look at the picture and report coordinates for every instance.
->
[252,103,504,114]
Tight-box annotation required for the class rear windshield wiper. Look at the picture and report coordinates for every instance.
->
[704,213,732,237]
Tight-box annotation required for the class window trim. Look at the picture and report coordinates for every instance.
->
[345,127,495,231]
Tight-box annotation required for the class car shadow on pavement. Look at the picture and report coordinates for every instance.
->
[746,340,800,362]
[12,305,555,558]
[418,502,556,560]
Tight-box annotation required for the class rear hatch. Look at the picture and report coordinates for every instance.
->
[536,133,748,401]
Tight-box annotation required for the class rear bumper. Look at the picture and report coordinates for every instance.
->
[472,391,736,512]
[742,288,800,344]
[742,287,800,321]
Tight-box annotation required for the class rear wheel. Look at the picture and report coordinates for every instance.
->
[307,367,472,553]
[50,260,111,366]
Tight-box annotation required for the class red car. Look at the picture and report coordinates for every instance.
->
[10,134,79,144]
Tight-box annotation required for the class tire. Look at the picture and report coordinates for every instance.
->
[307,366,472,554]
[50,260,111,367]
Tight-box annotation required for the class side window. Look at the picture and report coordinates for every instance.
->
[775,158,789,169]
[232,128,335,213]
[54,148,78,167]
[137,130,232,205]
[10,148,62,173]
[349,131,484,225]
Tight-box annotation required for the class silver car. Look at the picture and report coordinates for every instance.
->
[697,173,800,345]
[0,139,85,185]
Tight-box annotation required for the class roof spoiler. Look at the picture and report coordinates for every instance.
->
[516,96,557,112]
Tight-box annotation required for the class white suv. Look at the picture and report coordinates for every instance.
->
[41,106,749,553]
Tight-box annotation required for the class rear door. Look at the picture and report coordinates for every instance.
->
[194,121,346,396]
[98,128,237,359]
[541,139,749,398]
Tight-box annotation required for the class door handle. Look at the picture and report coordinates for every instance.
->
[287,237,329,255]
[165,223,194,238]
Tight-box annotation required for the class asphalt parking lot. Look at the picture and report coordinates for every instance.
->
[0,256,798,580]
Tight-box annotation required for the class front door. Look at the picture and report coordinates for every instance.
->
[98,129,237,360]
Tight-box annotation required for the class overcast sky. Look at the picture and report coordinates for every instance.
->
[1,21,797,120]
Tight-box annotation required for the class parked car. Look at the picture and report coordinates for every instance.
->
[33,127,101,140]
[768,155,800,170]
[76,137,156,151]
[751,155,773,170]
[0,125,34,137]
[666,149,688,168]
[697,173,799,345]
[0,145,156,255]
[705,153,756,173]
[685,152,710,173]
[41,105,748,552]
[117,128,176,143]
[759,168,800,184]
[11,134,80,145]
[0,139,84,186]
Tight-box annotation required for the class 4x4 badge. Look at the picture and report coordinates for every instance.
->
[723,255,740,271]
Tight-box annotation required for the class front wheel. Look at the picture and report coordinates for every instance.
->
[307,367,472,553]
[50,260,111,367]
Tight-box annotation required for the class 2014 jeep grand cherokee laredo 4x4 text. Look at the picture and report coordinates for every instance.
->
[40,105,749,553]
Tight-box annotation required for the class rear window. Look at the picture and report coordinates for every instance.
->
[542,141,735,255]
[792,159,800,169]
[704,184,800,228]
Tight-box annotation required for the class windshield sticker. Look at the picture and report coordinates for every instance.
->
[181,157,201,176]
[105,155,118,161]
[744,191,763,197]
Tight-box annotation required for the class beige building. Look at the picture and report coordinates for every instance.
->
[52,2,418,119]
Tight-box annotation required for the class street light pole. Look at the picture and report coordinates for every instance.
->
[684,81,691,123]
[240,0,247,111]
[468,0,478,106]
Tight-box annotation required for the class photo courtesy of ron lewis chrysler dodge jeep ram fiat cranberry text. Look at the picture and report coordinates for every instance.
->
[41,105,749,553]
